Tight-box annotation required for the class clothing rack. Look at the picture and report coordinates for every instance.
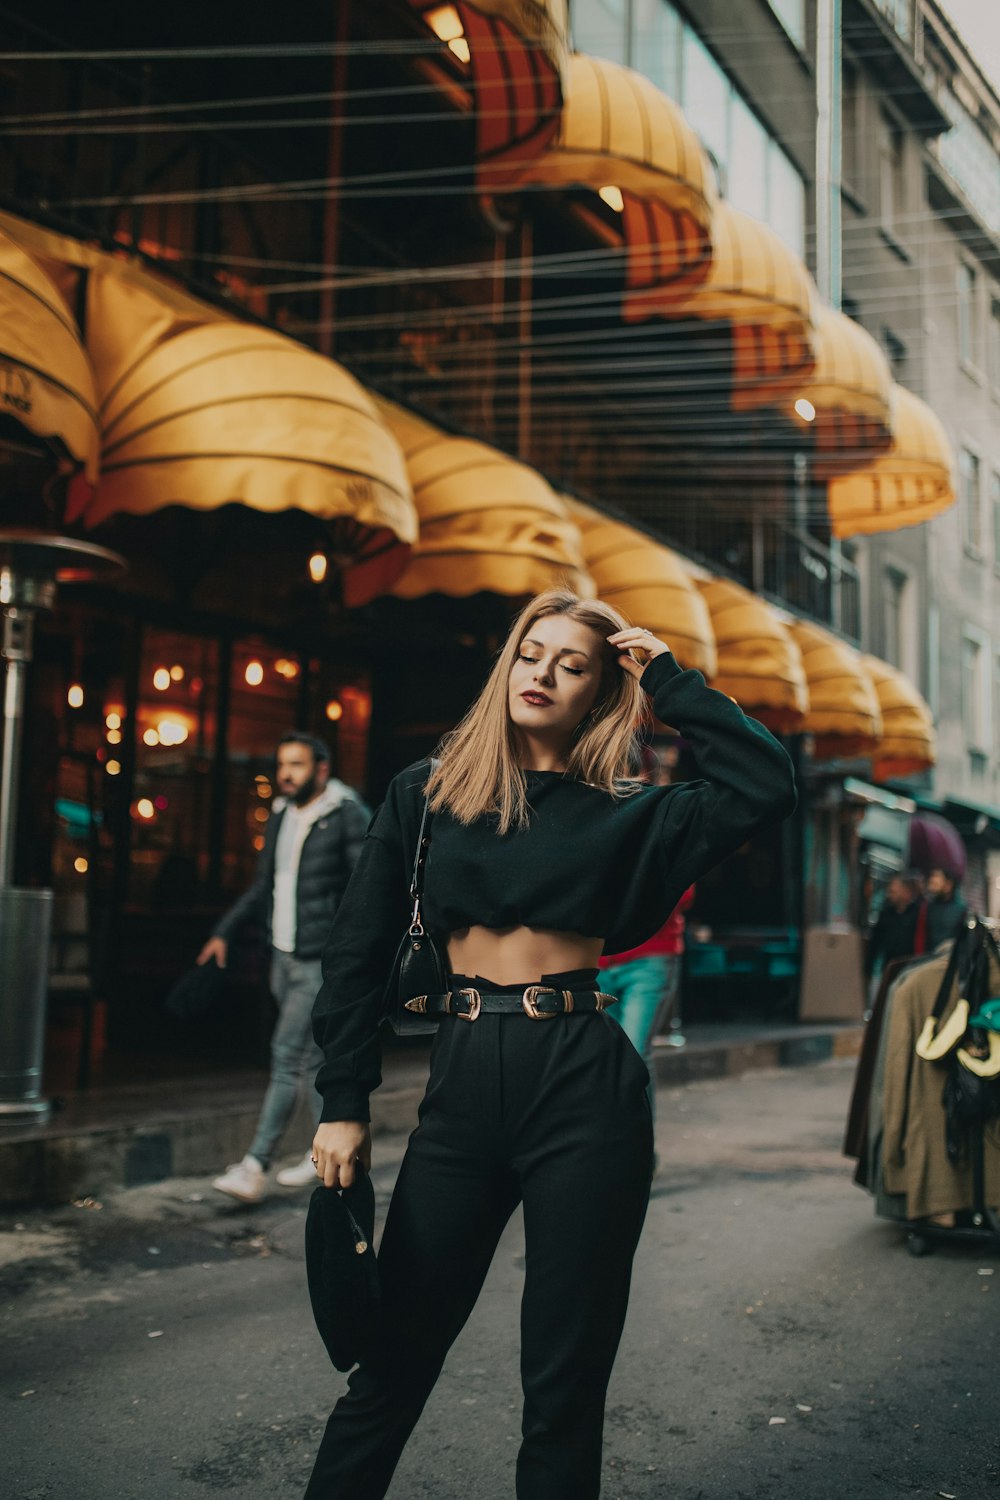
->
[844,916,1000,1257]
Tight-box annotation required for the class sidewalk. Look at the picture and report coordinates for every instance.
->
[0,1021,863,1207]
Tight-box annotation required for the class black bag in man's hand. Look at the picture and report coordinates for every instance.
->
[163,956,228,1022]
[305,1172,380,1371]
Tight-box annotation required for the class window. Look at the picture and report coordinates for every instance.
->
[937,89,1000,240]
[682,26,730,176]
[927,601,940,716]
[990,299,1000,390]
[571,0,627,62]
[878,111,906,228]
[767,0,806,47]
[993,471,1000,565]
[882,567,917,679]
[624,4,807,256]
[961,630,992,753]
[882,326,908,379]
[727,93,769,222]
[876,0,912,44]
[960,447,982,552]
[841,60,860,189]
[957,261,977,367]
[631,0,683,99]
[768,141,807,258]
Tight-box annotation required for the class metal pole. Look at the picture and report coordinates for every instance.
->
[816,0,844,631]
[0,608,34,887]
[815,0,842,310]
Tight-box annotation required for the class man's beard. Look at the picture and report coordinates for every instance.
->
[290,774,318,806]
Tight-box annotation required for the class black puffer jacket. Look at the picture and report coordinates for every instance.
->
[214,783,370,961]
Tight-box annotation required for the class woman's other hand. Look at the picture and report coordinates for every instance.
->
[606,628,671,680]
[311,1121,372,1190]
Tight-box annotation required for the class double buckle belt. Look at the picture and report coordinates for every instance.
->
[403,986,619,1023]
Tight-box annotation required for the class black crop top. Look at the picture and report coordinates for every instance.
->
[312,651,797,1121]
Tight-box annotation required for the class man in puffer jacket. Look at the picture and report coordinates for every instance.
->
[198,732,369,1202]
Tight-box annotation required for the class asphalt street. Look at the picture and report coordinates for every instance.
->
[3,1059,998,1500]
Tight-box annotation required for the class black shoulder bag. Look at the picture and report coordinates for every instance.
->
[380,777,447,1036]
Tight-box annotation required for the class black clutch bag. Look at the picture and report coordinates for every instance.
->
[305,1171,380,1372]
[380,773,447,1036]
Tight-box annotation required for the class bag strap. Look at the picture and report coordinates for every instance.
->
[408,761,438,933]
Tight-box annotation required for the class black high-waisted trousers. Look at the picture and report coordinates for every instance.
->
[304,969,654,1500]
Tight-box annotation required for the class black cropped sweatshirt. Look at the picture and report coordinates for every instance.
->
[312,651,797,1121]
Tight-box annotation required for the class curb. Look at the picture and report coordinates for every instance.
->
[0,1027,862,1208]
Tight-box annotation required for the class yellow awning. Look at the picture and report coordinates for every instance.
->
[511,52,715,294]
[0,228,99,483]
[790,619,882,759]
[827,384,956,538]
[695,577,807,732]
[789,304,893,475]
[862,655,936,783]
[568,501,716,677]
[626,202,817,411]
[409,1,568,190]
[81,321,416,604]
[381,400,592,598]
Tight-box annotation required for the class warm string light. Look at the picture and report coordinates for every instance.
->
[153,667,171,691]
[325,699,343,722]
[67,684,84,709]
[308,552,328,584]
[245,660,264,686]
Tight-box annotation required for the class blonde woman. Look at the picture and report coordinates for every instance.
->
[306,589,796,1499]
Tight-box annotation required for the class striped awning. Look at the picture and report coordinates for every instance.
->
[862,655,936,783]
[80,320,417,605]
[695,577,808,732]
[568,501,716,677]
[790,619,882,760]
[626,202,817,412]
[382,400,592,598]
[511,52,715,295]
[827,384,956,538]
[409,1,568,189]
[789,304,893,475]
[0,228,99,483]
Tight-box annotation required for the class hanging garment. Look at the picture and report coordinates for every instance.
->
[882,946,1000,1220]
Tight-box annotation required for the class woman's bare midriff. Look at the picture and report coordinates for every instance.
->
[446,925,605,986]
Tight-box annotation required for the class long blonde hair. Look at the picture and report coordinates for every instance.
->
[426,590,649,833]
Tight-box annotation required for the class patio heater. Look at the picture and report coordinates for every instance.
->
[0,530,124,1127]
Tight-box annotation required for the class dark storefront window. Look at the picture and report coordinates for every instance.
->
[131,629,220,909]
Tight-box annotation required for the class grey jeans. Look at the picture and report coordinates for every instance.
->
[248,950,325,1169]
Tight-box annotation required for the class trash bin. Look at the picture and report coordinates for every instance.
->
[0,887,53,1125]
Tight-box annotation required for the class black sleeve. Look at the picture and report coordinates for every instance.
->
[212,822,274,942]
[311,775,415,1123]
[642,652,797,892]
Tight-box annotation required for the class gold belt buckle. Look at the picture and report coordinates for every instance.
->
[522,985,560,1021]
[449,987,481,1022]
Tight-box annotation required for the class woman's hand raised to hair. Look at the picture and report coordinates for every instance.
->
[606,628,672,681]
[312,1121,371,1190]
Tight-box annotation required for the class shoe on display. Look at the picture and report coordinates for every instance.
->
[276,1151,320,1188]
[212,1153,266,1203]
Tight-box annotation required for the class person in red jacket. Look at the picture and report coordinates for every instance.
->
[599,886,694,1122]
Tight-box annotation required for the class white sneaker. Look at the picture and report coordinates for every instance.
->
[276,1151,320,1188]
[212,1154,266,1203]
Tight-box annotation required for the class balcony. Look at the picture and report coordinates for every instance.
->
[661,509,861,641]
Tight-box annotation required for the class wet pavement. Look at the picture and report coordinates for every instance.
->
[4,1059,998,1500]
